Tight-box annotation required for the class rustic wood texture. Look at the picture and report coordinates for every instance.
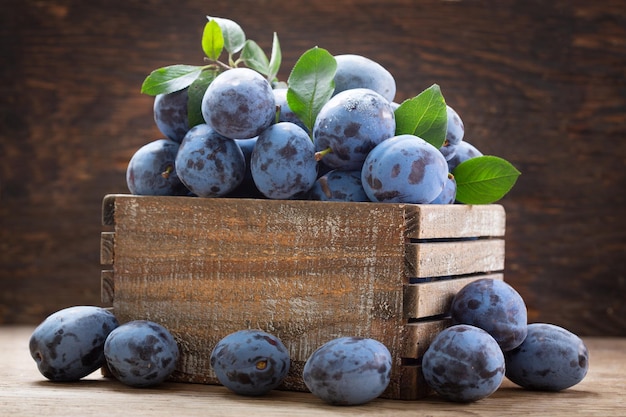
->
[102,194,505,399]
[2,326,625,416]
[0,0,625,338]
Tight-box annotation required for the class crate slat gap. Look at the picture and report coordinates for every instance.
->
[100,194,505,400]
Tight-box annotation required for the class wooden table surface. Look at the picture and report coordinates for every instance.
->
[1,326,623,416]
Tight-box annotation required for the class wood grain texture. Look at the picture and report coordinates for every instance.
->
[103,195,505,399]
[404,274,504,319]
[0,0,625,337]
[2,326,625,416]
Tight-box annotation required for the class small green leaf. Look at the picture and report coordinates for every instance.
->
[453,155,521,204]
[187,69,218,128]
[202,20,224,61]
[268,32,282,81]
[241,40,270,75]
[141,64,203,96]
[207,16,246,54]
[395,84,447,148]
[286,47,337,136]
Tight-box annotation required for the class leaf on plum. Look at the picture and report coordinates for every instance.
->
[268,32,282,82]
[141,65,203,96]
[207,16,246,54]
[187,69,218,128]
[241,40,270,76]
[453,155,521,204]
[286,47,336,137]
[395,84,447,149]
[202,20,224,61]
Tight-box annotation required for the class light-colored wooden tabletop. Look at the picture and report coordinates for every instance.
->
[1,326,623,416]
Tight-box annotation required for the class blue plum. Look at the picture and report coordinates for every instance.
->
[505,323,589,391]
[361,134,448,203]
[210,329,290,396]
[445,105,465,146]
[333,54,396,102]
[448,140,483,172]
[227,137,265,198]
[29,306,119,382]
[422,324,505,402]
[450,278,528,351]
[307,169,369,202]
[175,124,246,197]
[201,68,276,139]
[126,138,189,196]
[251,122,317,199]
[153,87,189,143]
[430,173,457,204]
[303,337,392,406]
[104,320,179,388]
[273,88,308,133]
[314,88,395,170]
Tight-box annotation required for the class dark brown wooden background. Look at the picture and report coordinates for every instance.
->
[1,0,624,336]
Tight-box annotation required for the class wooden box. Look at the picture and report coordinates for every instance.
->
[100,194,506,400]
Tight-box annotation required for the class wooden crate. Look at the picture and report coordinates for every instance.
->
[100,194,506,400]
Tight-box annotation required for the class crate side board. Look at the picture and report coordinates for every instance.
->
[403,203,505,240]
[105,195,417,398]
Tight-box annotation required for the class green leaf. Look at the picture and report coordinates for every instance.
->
[286,47,337,136]
[453,155,521,204]
[141,64,203,96]
[207,16,246,54]
[268,32,282,81]
[241,40,270,76]
[202,20,224,61]
[187,69,218,128]
[395,84,447,148]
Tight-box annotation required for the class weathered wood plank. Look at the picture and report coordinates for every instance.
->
[100,270,114,305]
[404,204,506,240]
[405,239,505,278]
[108,195,414,398]
[100,232,115,265]
[401,319,451,359]
[403,274,504,319]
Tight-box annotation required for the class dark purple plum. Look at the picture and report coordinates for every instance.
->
[450,278,528,351]
[448,140,483,172]
[251,122,317,199]
[175,124,246,197]
[307,169,369,202]
[126,138,189,196]
[422,324,505,402]
[29,306,119,382]
[430,173,457,204]
[210,329,290,396]
[201,67,275,139]
[333,54,396,102]
[303,336,392,405]
[313,88,395,170]
[153,87,189,143]
[505,323,589,391]
[104,320,179,388]
[361,134,448,203]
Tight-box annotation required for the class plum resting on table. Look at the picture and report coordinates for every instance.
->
[505,323,589,391]
[210,329,291,396]
[29,306,119,382]
[422,324,505,402]
[302,336,392,405]
[104,320,179,388]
